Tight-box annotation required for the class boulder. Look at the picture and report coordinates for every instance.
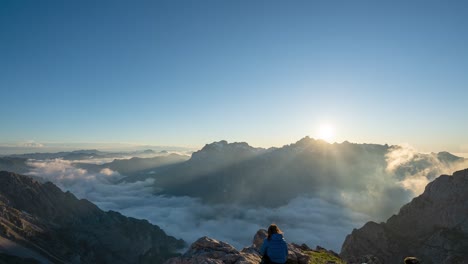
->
[165,229,330,264]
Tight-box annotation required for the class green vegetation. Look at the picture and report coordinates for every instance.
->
[306,250,346,264]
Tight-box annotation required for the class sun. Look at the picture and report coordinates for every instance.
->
[317,124,335,142]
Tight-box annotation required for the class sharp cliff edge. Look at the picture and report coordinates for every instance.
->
[341,169,468,264]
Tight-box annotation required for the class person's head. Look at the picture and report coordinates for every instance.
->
[267,224,283,240]
[404,257,420,264]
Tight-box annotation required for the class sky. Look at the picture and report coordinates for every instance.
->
[1,0,467,153]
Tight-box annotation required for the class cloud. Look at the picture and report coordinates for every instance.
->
[27,159,122,188]
[19,141,44,148]
[385,145,468,196]
[26,159,368,252]
[24,146,468,253]
[385,144,417,173]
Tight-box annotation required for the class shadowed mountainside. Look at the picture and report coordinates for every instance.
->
[75,153,189,179]
[0,171,184,264]
[0,157,32,174]
[136,137,465,219]
[341,169,468,264]
[153,138,388,205]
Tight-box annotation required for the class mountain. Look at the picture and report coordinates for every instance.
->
[157,140,268,183]
[8,149,106,160]
[0,157,32,174]
[340,169,468,264]
[6,149,166,162]
[76,153,189,180]
[148,138,464,217]
[0,171,185,264]
[155,138,387,206]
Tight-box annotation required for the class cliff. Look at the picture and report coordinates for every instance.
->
[341,169,468,263]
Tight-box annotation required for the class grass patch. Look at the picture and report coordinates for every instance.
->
[306,250,346,264]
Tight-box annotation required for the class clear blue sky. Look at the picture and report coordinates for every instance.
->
[1,0,467,152]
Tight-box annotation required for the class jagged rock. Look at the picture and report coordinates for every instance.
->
[0,171,184,264]
[165,236,260,264]
[287,243,311,264]
[341,169,468,264]
[165,229,330,264]
[252,229,267,250]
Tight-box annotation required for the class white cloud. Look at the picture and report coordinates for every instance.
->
[19,140,44,148]
[24,147,468,253]
[385,144,416,173]
[386,145,468,196]
[26,159,368,252]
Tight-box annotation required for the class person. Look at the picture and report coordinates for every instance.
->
[404,257,420,264]
[259,224,288,264]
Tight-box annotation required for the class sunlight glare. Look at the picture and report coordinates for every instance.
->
[317,124,335,142]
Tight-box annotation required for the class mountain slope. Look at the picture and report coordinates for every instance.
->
[0,171,184,264]
[76,153,189,178]
[340,169,468,264]
[148,138,465,220]
[155,138,390,205]
[0,157,32,174]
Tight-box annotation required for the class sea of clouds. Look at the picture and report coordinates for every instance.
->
[25,146,468,252]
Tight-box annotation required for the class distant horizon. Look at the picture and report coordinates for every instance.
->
[1,136,467,158]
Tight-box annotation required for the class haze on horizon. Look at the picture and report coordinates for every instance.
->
[1,0,467,154]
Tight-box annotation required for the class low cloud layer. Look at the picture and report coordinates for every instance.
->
[26,159,368,251]
[385,145,468,196]
[25,146,468,252]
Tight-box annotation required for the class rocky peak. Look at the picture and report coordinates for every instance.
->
[436,151,465,163]
[194,141,259,155]
[165,236,257,264]
[189,140,265,166]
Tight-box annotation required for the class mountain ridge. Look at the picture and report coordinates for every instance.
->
[143,138,465,219]
[0,171,184,264]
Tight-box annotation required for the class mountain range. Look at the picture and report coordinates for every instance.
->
[0,138,467,263]
[118,138,465,219]
[6,149,161,161]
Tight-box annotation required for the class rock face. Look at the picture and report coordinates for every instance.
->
[341,169,468,264]
[165,229,343,264]
[0,171,185,264]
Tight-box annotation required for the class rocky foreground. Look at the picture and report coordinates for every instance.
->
[165,229,344,264]
[341,169,468,264]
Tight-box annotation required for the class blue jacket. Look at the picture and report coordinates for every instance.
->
[259,234,288,264]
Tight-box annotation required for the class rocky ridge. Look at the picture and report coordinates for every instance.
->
[0,171,184,264]
[341,168,468,264]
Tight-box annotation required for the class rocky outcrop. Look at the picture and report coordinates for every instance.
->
[0,171,185,264]
[341,169,468,264]
[165,229,343,264]
[165,236,260,264]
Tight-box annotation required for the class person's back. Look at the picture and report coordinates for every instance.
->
[259,224,288,264]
